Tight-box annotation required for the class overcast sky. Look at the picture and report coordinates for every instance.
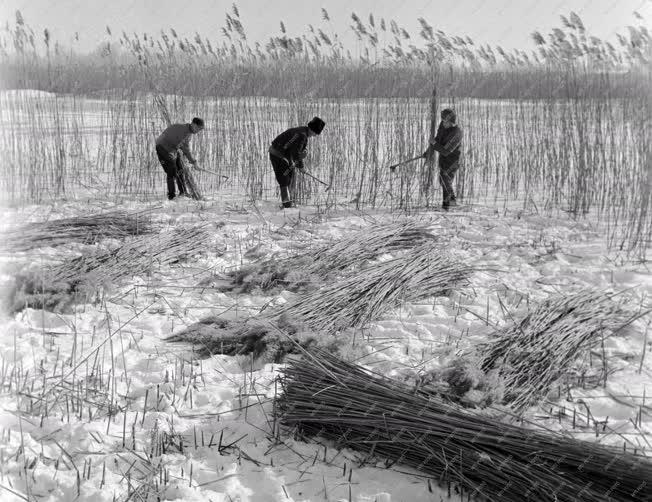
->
[1,0,650,53]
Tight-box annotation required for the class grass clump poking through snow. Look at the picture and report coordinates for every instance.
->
[217,220,438,294]
[1,210,155,252]
[166,314,343,361]
[478,290,641,409]
[6,226,211,313]
[269,242,471,333]
[277,350,652,502]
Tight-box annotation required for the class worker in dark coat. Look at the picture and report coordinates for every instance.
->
[155,117,204,200]
[422,109,462,210]
[269,117,325,208]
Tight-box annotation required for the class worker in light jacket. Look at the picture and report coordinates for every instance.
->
[269,116,325,208]
[155,117,204,200]
[422,109,462,210]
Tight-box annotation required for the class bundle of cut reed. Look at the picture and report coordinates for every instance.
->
[9,226,210,312]
[176,156,202,200]
[268,242,470,333]
[278,350,652,502]
[478,290,638,409]
[2,210,155,252]
[300,220,439,277]
[222,220,438,293]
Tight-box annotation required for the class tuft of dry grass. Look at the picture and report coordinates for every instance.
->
[417,357,506,408]
[166,314,342,361]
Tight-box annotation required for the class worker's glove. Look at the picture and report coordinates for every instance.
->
[422,145,434,161]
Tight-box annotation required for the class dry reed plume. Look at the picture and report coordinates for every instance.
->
[166,314,342,360]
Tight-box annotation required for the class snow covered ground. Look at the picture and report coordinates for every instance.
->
[0,191,650,501]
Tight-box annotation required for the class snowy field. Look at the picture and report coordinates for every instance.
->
[0,189,650,501]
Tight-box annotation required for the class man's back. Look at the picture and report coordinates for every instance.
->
[156,123,191,152]
[272,126,309,159]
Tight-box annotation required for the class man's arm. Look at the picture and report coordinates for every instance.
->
[179,137,196,164]
[283,133,308,168]
[422,122,446,159]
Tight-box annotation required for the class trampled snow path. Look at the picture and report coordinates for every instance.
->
[0,193,650,501]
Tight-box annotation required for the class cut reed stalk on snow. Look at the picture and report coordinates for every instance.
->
[1,210,155,252]
[278,349,652,502]
[268,242,471,333]
[8,226,211,312]
[477,290,641,410]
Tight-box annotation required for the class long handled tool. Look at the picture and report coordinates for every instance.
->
[300,169,331,191]
[193,165,229,180]
[388,155,423,172]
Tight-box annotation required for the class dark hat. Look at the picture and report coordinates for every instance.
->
[440,109,456,123]
[191,117,205,128]
[307,116,325,135]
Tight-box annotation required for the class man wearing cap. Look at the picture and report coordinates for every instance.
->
[155,117,205,200]
[422,109,462,210]
[269,116,325,208]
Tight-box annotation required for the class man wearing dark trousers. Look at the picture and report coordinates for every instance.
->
[422,109,462,210]
[155,117,204,200]
[269,116,325,208]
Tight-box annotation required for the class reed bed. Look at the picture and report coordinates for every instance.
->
[1,210,155,252]
[278,350,652,502]
[8,226,210,312]
[478,290,638,410]
[224,220,437,293]
[269,242,471,333]
[0,11,649,253]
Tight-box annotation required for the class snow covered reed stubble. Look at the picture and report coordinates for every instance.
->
[278,350,652,502]
[2,210,155,252]
[478,290,642,410]
[269,241,471,333]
